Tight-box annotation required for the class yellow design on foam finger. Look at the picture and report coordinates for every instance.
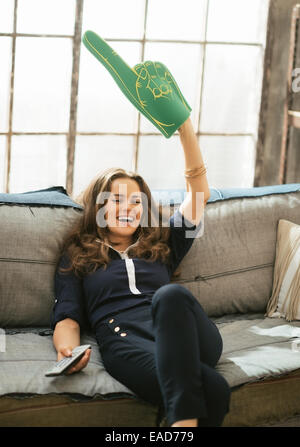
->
[83,33,191,137]
[83,34,171,136]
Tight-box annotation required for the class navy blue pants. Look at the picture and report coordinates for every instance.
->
[96,283,231,426]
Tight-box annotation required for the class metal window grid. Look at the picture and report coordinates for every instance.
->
[1,0,266,195]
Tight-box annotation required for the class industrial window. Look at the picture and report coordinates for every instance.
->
[0,0,270,197]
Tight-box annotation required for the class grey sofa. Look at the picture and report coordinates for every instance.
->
[0,184,300,427]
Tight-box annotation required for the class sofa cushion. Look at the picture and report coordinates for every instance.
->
[0,187,83,327]
[266,219,300,321]
[1,315,300,398]
[174,184,300,317]
[0,330,133,397]
[0,186,83,208]
[215,315,300,387]
[1,183,300,326]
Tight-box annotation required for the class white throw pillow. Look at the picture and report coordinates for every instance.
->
[266,219,300,321]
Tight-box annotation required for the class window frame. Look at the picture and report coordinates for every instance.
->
[255,0,300,186]
[1,0,276,195]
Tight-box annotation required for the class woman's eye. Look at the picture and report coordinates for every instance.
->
[112,199,141,204]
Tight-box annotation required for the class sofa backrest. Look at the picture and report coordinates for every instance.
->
[0,187,83,327]
[175,183,300,317]
[1,184,300,327]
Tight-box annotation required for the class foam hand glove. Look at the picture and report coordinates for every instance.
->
[82,30,192,139]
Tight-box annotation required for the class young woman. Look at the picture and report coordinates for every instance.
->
[51,117,231,427]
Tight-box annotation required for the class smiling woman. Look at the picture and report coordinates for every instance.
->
[51,162,231,429]
[51,59,220,425]
[48,0,239,426]
[101,177,144,251]
[58,166,173,278]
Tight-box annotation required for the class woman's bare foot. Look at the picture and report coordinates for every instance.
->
[171,418,198,427]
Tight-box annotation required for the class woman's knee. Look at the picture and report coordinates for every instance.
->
[151,283,196,312]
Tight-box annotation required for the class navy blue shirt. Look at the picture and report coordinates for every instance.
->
[50,208,202,332]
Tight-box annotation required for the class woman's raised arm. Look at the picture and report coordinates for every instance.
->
[177,117,210,226]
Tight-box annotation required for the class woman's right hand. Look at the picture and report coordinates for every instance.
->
[57,346,91,375]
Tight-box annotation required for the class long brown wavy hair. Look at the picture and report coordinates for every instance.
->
[57,167,181,281]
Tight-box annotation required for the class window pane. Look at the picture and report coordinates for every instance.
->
[207,0,269,44]
[0,37,12,132]
[199,135,256,188]
[140,42,203,134]
[77,41,140,133]
[200,44,264,134]
[13,37,72,132]
[0,0,14,33]
[146,0,208,41]
[73,136,134,199]
[17,0,76,35]
[137,135,186,189]
[82,0,145,40]
[0,136,6,193]
[9,136,67,193]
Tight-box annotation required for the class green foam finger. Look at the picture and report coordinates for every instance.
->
[82,30,138,99]
[82,30,192,138]
[155,61,192,113]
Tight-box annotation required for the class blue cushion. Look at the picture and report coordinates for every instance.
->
[0,186,82,209]
[153,183,300,205]
[1,184,300,209]
[208,183,300,202]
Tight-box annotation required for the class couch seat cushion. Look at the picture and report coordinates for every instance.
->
[1,315,300,397]
[214,314,300,387]
[0,331,133,397]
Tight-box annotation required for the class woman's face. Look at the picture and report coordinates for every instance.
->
[103,177,143,241]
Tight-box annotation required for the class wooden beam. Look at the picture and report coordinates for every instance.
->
[255,0,300,186]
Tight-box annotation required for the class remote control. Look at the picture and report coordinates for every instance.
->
[45,344,91,377]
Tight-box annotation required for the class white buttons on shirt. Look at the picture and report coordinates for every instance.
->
[108,319,127,337]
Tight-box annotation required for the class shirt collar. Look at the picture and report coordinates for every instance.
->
[95,236,141,255]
